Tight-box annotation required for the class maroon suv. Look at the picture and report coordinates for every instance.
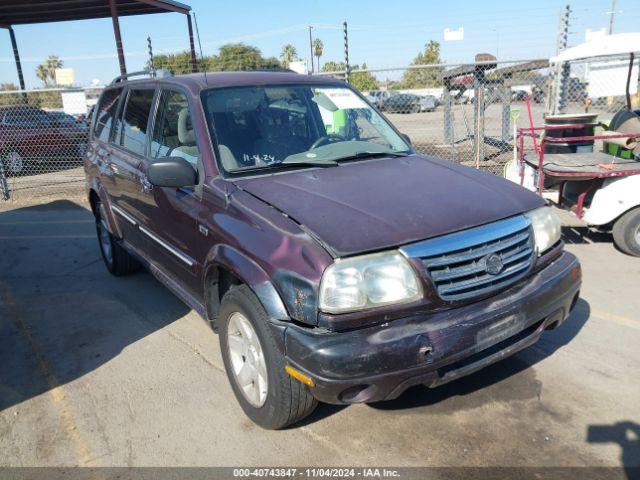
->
[84,71,582,429]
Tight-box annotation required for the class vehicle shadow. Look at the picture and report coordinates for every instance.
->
[0,200,191,412]
[368,298,590,411]
[587,422,640,480]
[562,226,612,245]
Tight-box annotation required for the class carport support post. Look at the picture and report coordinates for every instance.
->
[7,26,26,91]
[109,0,127,76]
[187,14,197,73]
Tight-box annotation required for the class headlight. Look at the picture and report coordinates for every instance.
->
[319,251,422,314]
[525,206,562,255]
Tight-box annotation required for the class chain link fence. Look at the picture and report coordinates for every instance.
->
[0,88,96,206]
[346,55,640,177]
[1,55,638,206]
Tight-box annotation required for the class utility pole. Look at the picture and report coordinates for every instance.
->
[556,4,570,53]
[308,26,314,73]
[147,35,155,76]
[608,0,616,34]
[343,21,350,83]
[551,4,571,114]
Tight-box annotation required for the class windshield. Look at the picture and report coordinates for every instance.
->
[202,84,411,173]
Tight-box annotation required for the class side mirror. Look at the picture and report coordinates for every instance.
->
[401,133,412,145]
[147,156,196,188]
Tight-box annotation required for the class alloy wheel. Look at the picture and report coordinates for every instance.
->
[226,312,268,408]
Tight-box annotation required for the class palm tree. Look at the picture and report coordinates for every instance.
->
[35,56,63,86]
[35,64,49,86]
[280,44,297,69]
[313,38,324,72]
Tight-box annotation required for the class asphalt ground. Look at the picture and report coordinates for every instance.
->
[0,200,639,474]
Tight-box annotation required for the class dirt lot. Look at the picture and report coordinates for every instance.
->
[0,200,639,475]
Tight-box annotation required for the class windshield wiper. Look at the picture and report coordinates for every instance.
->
[332,151,409,162]
[229,160,338,175]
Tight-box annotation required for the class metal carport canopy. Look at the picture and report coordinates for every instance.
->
[0,0,196,88]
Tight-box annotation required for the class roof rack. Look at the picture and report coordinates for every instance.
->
[109,69,172,85]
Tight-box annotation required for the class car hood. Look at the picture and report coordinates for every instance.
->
[234,154,544,257]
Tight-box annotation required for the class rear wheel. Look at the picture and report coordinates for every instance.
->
[94,201,140,275]
[219,285,317,429]
[613,207,640,256]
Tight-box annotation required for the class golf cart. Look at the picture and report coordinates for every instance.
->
[506,33,640,256]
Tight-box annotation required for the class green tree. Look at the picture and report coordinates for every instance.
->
[0,82,20,107]
[150,51,199,74]
[321,60,345,73]
[151,44,280,74]
[280,44,298,68]
[35,55,63,86]
[312,38,324,72]
[321,62,379,92]
[210,43,278,71]
[350,63,379,92]
[401,40,444,88]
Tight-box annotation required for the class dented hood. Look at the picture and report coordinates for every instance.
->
[235,155,544,257]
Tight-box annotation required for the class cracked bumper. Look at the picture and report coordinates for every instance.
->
[283,251,581,404]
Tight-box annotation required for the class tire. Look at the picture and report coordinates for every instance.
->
[2,150,25,175]
[613,207,640,257]
[219,285,317,429]
[94,201,140,275]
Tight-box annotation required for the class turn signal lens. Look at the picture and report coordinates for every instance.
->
[285,365,315,387]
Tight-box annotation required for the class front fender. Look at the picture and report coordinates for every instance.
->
[203,245,290,325]
[583,176,640,225]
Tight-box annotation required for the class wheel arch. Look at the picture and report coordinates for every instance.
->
[87,181,122,238]
[203,245,290,332]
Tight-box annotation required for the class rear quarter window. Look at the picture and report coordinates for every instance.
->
[116,89,155,156]
[93,88,122,142]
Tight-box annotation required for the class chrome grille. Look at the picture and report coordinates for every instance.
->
[400,215,534,302]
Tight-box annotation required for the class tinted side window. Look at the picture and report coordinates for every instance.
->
[150,90,199,166]
[93,88,122,142]
[118,89,155,156]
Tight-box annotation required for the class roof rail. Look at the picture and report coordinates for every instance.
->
[109,69,172,85]
[250,68,296,73]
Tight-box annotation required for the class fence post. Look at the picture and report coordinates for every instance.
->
[0,156,9,202]
[552,4,571,114]
[343,21,350,83]
[442,79,456,160]
[147,36,155,76]
[501,84,512,142]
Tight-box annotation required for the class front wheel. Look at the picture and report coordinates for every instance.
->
[219,285,317,429]
[613,207,640,256]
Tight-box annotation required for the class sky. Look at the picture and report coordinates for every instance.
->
[1,0,639,88]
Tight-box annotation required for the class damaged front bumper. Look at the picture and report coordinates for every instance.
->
[283,251,581,405]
